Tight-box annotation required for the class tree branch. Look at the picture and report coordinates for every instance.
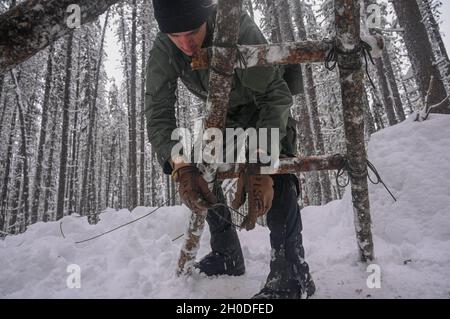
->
[0,0,122,74]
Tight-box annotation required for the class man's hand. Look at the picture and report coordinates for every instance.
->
[172,159,217,212]
[231,173,274,231]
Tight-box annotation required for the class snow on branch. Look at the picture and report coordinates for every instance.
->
[0,0,122,74]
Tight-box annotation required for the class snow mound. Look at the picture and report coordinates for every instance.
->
[1,115,450,299]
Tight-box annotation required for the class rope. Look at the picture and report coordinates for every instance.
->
[325,40,378,91]
[61,191,180,244]
[335,154,397,202]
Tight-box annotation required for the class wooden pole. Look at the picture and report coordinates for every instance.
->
[335,0,374,262]
[176,0,243,276]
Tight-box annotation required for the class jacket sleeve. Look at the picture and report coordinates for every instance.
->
[236,13,293,154]
[145,45,179,174]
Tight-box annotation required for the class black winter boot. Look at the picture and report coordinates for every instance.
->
[252,174,315,299]
[194,181,245,277]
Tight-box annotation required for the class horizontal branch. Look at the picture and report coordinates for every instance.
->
[192,40,332,70]
[216,154,344,180]
[191,35,384,70]
[0,0,121,74]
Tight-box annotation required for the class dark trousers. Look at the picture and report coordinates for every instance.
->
[206,174,310,289]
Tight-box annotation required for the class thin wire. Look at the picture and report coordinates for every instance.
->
[68,191,179,244]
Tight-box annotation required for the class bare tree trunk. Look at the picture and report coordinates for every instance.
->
[10,70,30,231]
[275,0,321,205]
[30,46,53,224]
[119,4,130,207]
[105,134,116,208]
[43,105,59,222]
[0,84,7,135]
[55,31,74,221]
[421,0,450,82]
[118,138,126,208]
[150,149,156,206]
[336,0,374,262]
[291,0,332,204]
[97,143,104,213]
[139,11,146,207]
[79,52,93,216]
[80,11,110,218]
[0,74,4,103]
[392,0,449,114]
[9,146,22,234]
[0,0,122,73]
[382,40,406,122]
[128,0,138,210]
[0,105,16,233]
[68,43,81,215]
[374,57,398,126]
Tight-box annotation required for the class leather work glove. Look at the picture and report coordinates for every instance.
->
[231,173,274,231]
[171,158,218,212]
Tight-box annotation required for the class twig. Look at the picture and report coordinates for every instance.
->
[424,95,450,120]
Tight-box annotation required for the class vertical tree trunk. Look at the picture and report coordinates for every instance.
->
[119,4,131,208]
[392,0,449,114]
[118,131,124,208]
[9,146,22,234]
[31,46,53,224]
[43,105,59,222]
[275,0,321,205]
[150,150,156,206]
[336,0,374,262]
[382,40,406,121]
[80,11,110,218]
[291,0,332,204]
[0,106,17,234]
[79,43,93,216]
[128,0,138,210]
[105,134,116,208]
[420,0,450,82]
[68,44,81,215]
[97,143,104,213]
[374,57,398,126]
[0,85,8,136]
[11,70,30,230]
[0,74,4,105]
[55,32,74,221]
[139,18,146,207]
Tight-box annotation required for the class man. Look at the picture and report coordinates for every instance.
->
[145,0,315,299]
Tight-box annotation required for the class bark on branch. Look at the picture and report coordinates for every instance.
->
[0,0,122,74]
[176,0,243,277]
[191,35,384,70]
[215,155,344,180]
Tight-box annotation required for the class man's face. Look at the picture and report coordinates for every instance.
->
[167,22,207,57]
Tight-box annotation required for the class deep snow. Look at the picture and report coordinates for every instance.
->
[1,114,450,299]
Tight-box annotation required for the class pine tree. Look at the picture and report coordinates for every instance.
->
[392,0,449,114]
[55,32,74,221]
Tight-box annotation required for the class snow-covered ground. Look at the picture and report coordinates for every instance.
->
[1,115,450,299]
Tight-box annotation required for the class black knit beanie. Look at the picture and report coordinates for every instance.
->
[152,0,214,33]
